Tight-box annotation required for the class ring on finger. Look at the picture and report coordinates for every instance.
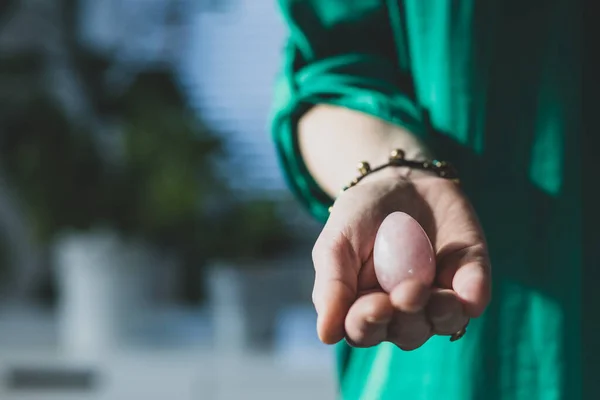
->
[449,321,469,342]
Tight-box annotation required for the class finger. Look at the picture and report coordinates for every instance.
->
[426,183,492,318]
[389,279,431,313]
[426,289,469,335]
[312,230,361,344]
[436,245,491,318]
[356,257,381,294]
[453,258,491,318]
[387,311,432,351]
[345,292,394,348]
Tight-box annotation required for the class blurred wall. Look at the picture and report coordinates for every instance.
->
[182,1,288,195]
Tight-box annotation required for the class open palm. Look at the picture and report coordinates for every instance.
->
[312,169,491,349]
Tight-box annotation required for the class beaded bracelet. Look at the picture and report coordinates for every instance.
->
[328,149,459,213]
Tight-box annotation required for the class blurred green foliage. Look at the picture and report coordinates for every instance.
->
[0,60,292,275]
[0,1,294,303]
[111,72,225,248]
[0,96,105,241]
[0,234,6,281]
[209,199,293,263]
[0,0,16,22]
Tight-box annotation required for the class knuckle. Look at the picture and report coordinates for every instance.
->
[312,230,343,259]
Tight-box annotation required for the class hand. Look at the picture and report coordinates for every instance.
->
[312,168,491,350]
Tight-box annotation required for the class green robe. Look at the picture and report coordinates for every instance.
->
[271,1,582,399]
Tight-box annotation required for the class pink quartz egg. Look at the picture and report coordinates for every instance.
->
[373,212,436,293]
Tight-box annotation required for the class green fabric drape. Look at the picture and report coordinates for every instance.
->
[271,1,582,399]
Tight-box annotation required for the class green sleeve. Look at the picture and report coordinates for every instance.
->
[270,0,428,223]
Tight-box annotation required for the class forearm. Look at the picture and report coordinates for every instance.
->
[298,104,433,198]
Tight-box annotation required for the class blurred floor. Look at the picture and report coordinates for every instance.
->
[0,350,337,400]
[0,305,337,400]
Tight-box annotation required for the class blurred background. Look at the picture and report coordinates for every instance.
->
[0,1,337,399]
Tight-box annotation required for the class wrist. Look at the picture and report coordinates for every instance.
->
[328,149,459,212]
[353,161,442,191]
[298,104,433,198]
[347,149,457,189]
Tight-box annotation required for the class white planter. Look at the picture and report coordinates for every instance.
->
[52,229,155,360]
[205,261,313,354]
[205,264,247,355]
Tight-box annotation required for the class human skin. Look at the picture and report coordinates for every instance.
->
[299,104,491,348]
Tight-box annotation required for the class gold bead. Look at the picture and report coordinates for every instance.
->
[433,160,443,168]
[357,161,371,175]
[390,149,405,160]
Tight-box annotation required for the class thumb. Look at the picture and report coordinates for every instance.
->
[312,229,361,344]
